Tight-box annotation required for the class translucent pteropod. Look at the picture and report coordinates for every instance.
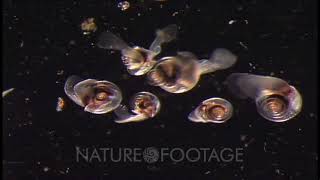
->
[188,98,233,123]
[97,24,178,76]
[225,73,302,122]
[147,48,237,93]
[114,92,160,123]
[64,75,122,114]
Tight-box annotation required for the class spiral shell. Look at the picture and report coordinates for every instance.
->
[188,98,233,123]
[130,92,161,117]
[256,86,302,122]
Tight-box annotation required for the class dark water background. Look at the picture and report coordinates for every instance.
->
[2,0,318,179]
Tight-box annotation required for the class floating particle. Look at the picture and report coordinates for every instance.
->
[81,18,97,34]
[20,40,24,47]
[118,1,130,11]
[56,97,65,112]
[228,20,236,24]
[106,130,112,135]
[69,40,76,45]
[2,88,14,98]
[240,135,247,141]
[43,167,50,172]
[25,98,30,104]
[172,11,179,16]
[57,70,64,75]
[239,41,248,50]
[309,113,315,118]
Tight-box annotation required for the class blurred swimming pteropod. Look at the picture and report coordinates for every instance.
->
[147,48,237,93]
[2,88,15,98]
[114,92,160,123]
[189,98,233,123]
[64,75,122,114]
[97,24,178,75]
[225,73,302,122]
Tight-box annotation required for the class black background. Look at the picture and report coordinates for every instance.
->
[2,0,318,179]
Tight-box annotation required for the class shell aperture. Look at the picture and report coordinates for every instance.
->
[188,97,233,123]
[64,75,122,114]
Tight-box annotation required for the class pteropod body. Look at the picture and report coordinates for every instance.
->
[225,73,302,122]
[188,98,233,123]
[97,24,178,76]
[114,92,160,123]
[64,75,122,114]
[147,48,237,93]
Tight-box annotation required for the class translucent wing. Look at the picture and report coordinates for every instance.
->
[225,73,290,99]
[176,51,198,60]
[64,75,85,106]
[199,48,237,74]
[188,110,205,123]
[114,105,147,123]
[149,24,178,54]
[73,79,97,101]
[97,31,130,50]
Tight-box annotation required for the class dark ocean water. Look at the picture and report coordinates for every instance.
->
[2,0,318,179]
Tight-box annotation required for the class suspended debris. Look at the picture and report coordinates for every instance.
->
[81,18,97,35]
[56,97,65,112]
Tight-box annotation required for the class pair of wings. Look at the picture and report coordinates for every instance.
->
[97,24,178,55]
